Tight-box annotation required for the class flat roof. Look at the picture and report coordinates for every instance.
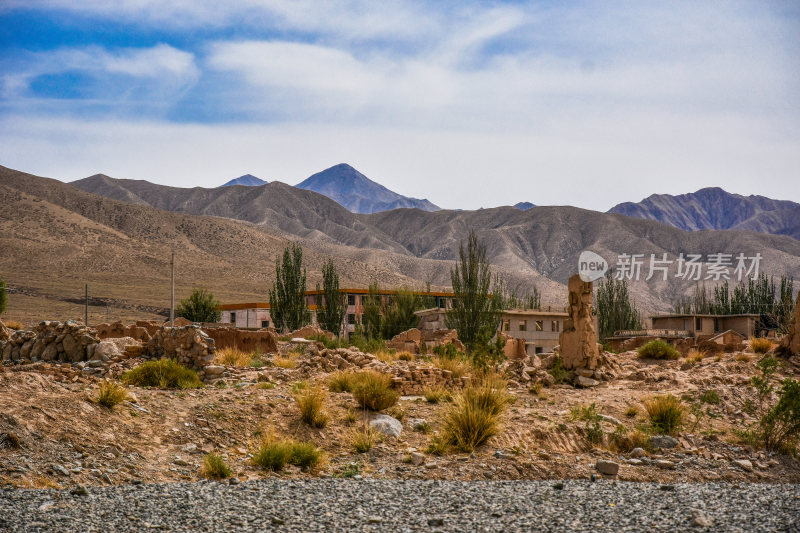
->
[304,288,454,297]
[502,309,569,317]
[651,313,760,319]
[219,303,320,311]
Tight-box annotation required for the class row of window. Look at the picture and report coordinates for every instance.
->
[228,313,270,329]
[503,319,560,332]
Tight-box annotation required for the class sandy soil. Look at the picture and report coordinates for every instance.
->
[1,347,799,489]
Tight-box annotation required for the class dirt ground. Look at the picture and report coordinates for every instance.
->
[2,346,799,489]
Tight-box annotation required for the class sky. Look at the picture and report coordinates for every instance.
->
[1,1,798,211]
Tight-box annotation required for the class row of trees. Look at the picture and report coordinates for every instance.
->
[674,274,795,333]
[595,270,643,339]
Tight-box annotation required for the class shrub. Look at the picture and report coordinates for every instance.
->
[637,340,680,360]
[609,424,630,452]
[700,390,720,405]
[441,383,510,452]
[343,409,359,425]
[176,288,221,323]
[548,357,568,384]
[644,394,684,435]
[273,355,298,369]
[387,405,406,421]
[432,356,471,380]
[425,434,449,456]
[397,352,415,361]
[530,382,544,397]
[257,381,275,390]
[327,371,357,393]
[751,338,773,354]
[736,353,751,363]
[351,424,379,453]
[684,349,708,366]
[121,359,203,389]
[201,453,232,480]
[625,406,639,418]
[423,387,452,404]
[289,442,324,470]
[295,386,329,428]
[351,371,398,411]
[253,439,294,471]
[414,420,432,433]
[95,380,128,408]
[214,347,251,367]
[570,403,604,444]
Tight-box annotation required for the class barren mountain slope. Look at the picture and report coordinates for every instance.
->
[71,174,408,253]
[609,187,800,240]
[0,167,432,325]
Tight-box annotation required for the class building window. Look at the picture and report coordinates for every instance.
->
[348,314,356,325]
[230,312,236,324]
[261,320,269,328]
[695,317,702,330]
[535,347,543,354]
[348,294,356,306]
[552,321,559,332]
[535,320,543,331]
[503,321,510,331]
[519,320,527,331]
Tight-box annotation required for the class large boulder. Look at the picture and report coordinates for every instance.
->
[369,414,403,437]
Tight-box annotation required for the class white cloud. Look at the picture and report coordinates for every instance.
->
[1,44,199,103]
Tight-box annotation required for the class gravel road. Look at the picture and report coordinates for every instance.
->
[1,479,798,532]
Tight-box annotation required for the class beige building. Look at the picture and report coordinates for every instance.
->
[500,308,571,355]
[650,313,759,341]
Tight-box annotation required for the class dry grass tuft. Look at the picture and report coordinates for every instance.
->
[95,380,128,408]
[201,453,232,479]
[351,424,380,453]
[327,371,357,393]
[214,347,252,367]
[423,387,452,404]
[252,434,323,472]
[351,371,398,411]
[441,382,510,452]
[432,356,471,380]
[3,320,23,330]
[735,353,752,363]
[750,337,773,354]
[294,386,329,428]
[624,405,639,418]
[684,348,709,366]
[643,394,684,435]
[273,354,299,369]
[121,359,203,389]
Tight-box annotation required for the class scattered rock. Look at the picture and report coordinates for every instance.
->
[655,460,675,470]
[70,485,89,496]
[51,464,70,476]
[649,435,679,449]
[410,452,425,466]
[630,447,646,458]
[733,459,753,472]
[369,415,403,437]
[574,375,600,388]
[596,459,620,476]
[690,509,713,527]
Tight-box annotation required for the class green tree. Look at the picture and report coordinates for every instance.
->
[318,259,345,336]
[176,288,221,323]
[446,230,503,351]
[381,288,423,339]
[268,243,310,332]
[362,282,383,339]
[596,270,643,339]
[0,277,7,316]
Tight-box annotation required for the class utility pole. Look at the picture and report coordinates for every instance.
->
[170,248,175,327]
[85,284,89,326]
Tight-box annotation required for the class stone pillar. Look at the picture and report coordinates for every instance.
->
[558,274,600,369]
[777,293,800,357]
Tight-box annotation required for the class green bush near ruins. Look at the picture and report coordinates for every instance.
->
[121,359,203,389]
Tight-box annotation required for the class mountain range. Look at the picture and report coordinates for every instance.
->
[295,163,439,214]
[221,174,267,187]
[608,187,800,241]
[4,163,799,327]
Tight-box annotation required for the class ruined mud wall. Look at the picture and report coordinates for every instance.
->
[0,321,99,363]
